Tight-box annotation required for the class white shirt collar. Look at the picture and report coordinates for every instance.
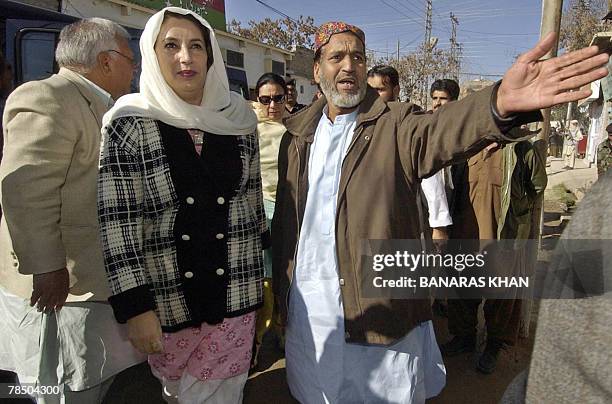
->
[74,73,114,107]
[322,104,359,125]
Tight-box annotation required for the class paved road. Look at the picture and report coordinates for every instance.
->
[546,157,597,190]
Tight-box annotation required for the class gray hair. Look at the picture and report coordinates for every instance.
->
[55,18,130,72]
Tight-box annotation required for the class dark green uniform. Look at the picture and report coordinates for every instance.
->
[597,138,612,178]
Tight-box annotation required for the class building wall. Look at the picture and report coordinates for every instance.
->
[63,0,151,28]
[293,76,316,105]
[287,46,316,105]
[216,33,290,93]
[17,0,59,11]
[290,46,314,79]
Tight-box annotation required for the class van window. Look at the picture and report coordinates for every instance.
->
[226,50,244,68]
[19,30,58,82]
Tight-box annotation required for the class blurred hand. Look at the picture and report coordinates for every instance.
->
[30,268,69,313]
[496,32,609,117]
[432,227,449,253]
[127,310,163,354]
[484,142,500,159]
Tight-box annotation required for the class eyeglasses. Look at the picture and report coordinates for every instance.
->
[258,94,285,105]
[107,49,139,68]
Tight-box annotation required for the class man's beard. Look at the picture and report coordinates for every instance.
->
[319,71,366,109]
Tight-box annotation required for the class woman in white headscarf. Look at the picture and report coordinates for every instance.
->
[97,7,267,403]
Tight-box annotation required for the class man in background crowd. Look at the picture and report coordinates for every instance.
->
[563,119,584,169]
[367,64,400,102]
[549,126,563,158]
[444,136,547,374]
[285,77,306,114]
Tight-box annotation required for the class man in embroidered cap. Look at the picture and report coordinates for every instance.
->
[272,20,608,403]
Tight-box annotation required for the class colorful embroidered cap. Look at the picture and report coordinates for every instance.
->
[314,21,365,53]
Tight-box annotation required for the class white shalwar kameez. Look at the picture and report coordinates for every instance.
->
[285,108,446,404]
[420,170,453,228]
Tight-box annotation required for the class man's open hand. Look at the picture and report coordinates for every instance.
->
[496,32,609,117]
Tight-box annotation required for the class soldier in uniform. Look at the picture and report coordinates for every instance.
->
[597,123,612,178]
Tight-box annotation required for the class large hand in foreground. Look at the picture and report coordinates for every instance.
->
[496,32,610,117]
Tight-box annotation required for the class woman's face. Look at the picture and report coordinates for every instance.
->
[258,83,285,121]
[155,16,208,105]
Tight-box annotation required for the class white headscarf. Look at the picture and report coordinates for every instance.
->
[102,7,256,135]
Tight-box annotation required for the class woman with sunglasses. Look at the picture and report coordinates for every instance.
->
[97,7,267,403]
[251,73,288,367]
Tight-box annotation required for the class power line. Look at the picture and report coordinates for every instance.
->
[460,29,539,36]
[360,18,423,28]
[378,0,423,24]
[459,33,532,49]
[253,0,296,23]
[395,0,426,17]
[401,33,423,49]
[460,72,504,77]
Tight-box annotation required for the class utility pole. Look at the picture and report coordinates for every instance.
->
[565,0,590,123]
[421,0,433,106]
[397,39,400,63]
[424,0,432,46]
[539,0,563,143]
[521,0,563,341]
[450,12,460,81]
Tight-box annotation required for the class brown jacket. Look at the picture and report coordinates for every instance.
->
[272,85,539,345]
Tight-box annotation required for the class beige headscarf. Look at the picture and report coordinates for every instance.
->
[102,7,256,135]
[252,101,286,202]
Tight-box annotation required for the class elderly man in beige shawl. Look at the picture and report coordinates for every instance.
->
[563,119,584,169]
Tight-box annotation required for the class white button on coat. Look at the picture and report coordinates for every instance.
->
[186,197,195,205]
[216,268,225,276]
[181,234,191,241]
[216,197,225,205]
[216,233,225,240]
[184,271,194,278]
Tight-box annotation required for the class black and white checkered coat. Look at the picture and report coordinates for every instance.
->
[98,116,266,331]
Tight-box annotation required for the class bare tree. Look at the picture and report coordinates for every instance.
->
[560,0,612,51]
[370,45,456,107]
[227,16,317,50]
[555,0,611,123]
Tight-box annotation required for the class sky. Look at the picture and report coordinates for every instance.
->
[223,0,548,81]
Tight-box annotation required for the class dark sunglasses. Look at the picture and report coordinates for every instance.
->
[258,94,285,105]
